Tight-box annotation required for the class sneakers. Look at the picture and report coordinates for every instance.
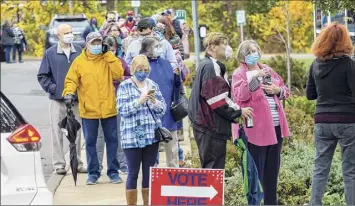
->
[119,166,128,175]
[77,166,87,173]
[55,168,67,175]
[86,175,99,185]
[109,173,123,184]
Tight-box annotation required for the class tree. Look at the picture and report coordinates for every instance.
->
[248,1,313,53]
[310,0,355,13]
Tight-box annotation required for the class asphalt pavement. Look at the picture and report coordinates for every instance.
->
[1,61,53,181]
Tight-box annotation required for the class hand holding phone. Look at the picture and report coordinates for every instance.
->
[147,89,156,95]
[147,89,157,103]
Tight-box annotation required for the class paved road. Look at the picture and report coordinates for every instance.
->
[1,61,53,181]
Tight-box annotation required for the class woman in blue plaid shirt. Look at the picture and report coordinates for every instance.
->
[117,55,166,205]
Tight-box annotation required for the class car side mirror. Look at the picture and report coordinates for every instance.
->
[40,25,47,30]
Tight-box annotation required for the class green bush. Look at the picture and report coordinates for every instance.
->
[284,103,315,143]
[264,55,308,90]
[286,95,316,117]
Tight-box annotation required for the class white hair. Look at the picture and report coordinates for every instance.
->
[236,40,262,63]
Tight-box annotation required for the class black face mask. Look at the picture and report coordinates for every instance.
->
[127,17,134,22]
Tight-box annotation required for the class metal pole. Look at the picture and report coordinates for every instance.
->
[313,3,317,41]
[240,25,244,42]
[192,0,200,69]
[134,7,138,16]
[69,0,73,15]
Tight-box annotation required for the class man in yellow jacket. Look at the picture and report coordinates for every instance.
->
[62,32,124,185]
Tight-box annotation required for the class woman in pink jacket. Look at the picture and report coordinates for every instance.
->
[232,40,290,205]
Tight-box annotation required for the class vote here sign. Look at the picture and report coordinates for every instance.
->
[149,168,224,205]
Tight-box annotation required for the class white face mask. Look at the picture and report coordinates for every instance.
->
[62,34,74,44]
[225,45,233,59]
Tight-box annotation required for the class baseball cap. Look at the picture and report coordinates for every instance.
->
[86,32,103,43]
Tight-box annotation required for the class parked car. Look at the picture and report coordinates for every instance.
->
[42,14,89,50]
[0,91,53,205]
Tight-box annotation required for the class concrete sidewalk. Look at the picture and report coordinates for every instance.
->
[54,118,191,205]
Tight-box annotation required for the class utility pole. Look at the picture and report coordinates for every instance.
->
[285,1,292,91]
[107,0,115,12]
[68,0,73,15]
[192,0,200,69]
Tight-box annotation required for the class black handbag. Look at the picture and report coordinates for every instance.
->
[146,103,173,143]
[170,74,188,122]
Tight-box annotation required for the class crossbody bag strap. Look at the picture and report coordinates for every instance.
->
[130,79,159,125]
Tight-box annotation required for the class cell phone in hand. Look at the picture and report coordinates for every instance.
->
[147,89,156,95]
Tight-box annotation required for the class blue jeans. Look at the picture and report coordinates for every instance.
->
[97,114,127,171]
[4,45,12,63]
[124,143,159,189]
[82,116,119,178]
[310,123,355,205]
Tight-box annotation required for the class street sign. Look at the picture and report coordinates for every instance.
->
[236,10,246,25]
[176,10,187,21]
[131,0,140,7]
[149,168,224,205]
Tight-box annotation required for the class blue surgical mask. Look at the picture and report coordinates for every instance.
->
[134,71,149,82]
[245,52,260,65]
[89,45,102,55]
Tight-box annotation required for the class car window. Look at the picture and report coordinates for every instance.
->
[52,19,89,29]
[0,93,26,133]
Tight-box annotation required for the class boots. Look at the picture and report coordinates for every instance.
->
[126,189,137,205]
[142,188,149,205]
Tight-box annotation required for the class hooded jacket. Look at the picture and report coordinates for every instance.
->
[306,56,355,114]
[62,50,124,119]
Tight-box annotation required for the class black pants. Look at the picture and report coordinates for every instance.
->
[248,126,283,205]
[12,43,23,62]
[193,128,227,169]
[124,143,159,189]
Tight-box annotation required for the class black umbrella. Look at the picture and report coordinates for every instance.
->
[58,108,81,186]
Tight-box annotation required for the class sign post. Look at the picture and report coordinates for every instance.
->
[131,0,140,16]
[176,10,187,21]
[236,10,246,42]
[149,168,224,205]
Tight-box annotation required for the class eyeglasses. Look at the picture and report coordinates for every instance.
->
[111,29,119,32]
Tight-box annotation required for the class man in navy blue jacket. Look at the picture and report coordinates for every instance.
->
[37,24,87,175]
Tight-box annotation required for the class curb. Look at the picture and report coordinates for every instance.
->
[46,138,85,194]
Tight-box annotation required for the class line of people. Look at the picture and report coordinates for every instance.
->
[37,9,354,206]
[37,9,191,205]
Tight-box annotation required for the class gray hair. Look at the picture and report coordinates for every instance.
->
[236,40,262,63]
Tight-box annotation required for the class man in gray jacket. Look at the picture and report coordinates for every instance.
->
[125,18,177,68]
[37,24,86,175]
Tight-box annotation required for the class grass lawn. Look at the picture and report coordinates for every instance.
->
[301,58,314,69]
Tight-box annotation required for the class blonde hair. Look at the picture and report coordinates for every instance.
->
[130,55,150,74]
[203,32,228,49]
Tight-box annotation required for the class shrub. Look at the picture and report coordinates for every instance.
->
[264,55,308,90]
[286,95,316,117]
[223,141,345,205]
[284,103,314,143]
